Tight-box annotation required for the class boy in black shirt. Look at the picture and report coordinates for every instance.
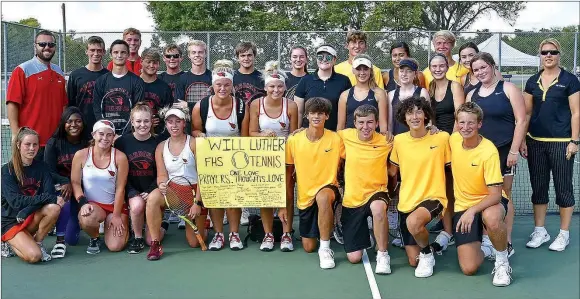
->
[140,48,174,135]
[158,44,185,100]
[233,41,265,106]
[93,40,144,136]
[67,36,109,132]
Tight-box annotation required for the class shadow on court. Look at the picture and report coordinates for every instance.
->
[1,215,578,299]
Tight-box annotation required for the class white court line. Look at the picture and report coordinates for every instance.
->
[362,249,382,299]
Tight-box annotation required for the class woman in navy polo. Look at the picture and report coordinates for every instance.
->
[522,38,580,252]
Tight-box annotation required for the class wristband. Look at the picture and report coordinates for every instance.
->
[571,140,580,146]
[194,200,203,207]
[509,151,518,155]
[77,195,89,206]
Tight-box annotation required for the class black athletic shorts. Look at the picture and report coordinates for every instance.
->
[496,143,516,177]
[399,200,444,246]
[298,185,341,238]
[453,197,509,247]
[341,192,390,253]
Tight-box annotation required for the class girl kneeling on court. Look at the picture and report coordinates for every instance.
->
[1,127,63,263]
[71,120,130,254]
[249,61,299,252]
[114,103,163,254]
[145,107,206,261]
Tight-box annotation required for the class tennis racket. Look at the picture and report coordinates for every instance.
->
[185,82,211,106]
[164,175,207,251]
[101,91,132,135]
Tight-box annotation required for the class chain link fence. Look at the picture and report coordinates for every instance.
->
[2,21,579,215]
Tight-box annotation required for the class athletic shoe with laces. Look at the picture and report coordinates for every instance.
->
[240,209,250,226]
[168,213,180,224]
[127,238,145,254]
[333,223,344,245]
[548,232,569,252]
[223,213,229,225]
[38,243,52,262]
[526,230,550,248]
[260,233,275,252]
[415,252,435,278]
[99,222,105,234]
[481,236,495,260]
[431,231,451,254]
[229,232,244,250]
[209,233,225,251]
[507,242,515,258]
[86,237,101,255]
[318,247,335,269]
[178,219,186,230]
[147,240,163,261]
[280,233,294,252]
[492,261,512,287]
[375,251,391,274]
[1,242,14,258]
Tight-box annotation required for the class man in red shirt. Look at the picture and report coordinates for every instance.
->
[6,30,67,160]
[107,28,142,75]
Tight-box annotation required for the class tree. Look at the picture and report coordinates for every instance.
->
[418,2,526,31]
[17,17,41,28]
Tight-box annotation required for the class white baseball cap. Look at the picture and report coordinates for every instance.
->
[164,108,186,120]
[316,45,337,57]
[352,57,372,69]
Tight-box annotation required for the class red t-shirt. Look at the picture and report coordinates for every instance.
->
[6,57,67,146]
[107,57,142,75]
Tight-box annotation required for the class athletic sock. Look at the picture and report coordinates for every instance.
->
[420,245,432,254]
[495,249,509,264]
[319,240,330,250]
[56,235,65,244]
[534,226,546,233]
[378,250,389,256]
[559,229,569,239]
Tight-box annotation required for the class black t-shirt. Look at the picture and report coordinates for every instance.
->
[1,160,56,232]
[285,71,307,100]
[67,67,109,129]
[43,137,87,185]
[176,69,212,108]
[114,134,161,198]
[93,72,144,135]
[142,78,174,134]
[158,71,185,100]
[233,69,265,105]
[295,70,352,129]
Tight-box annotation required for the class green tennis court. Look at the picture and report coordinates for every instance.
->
[1,214,578,299]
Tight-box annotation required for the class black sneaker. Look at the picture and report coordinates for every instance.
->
[161,220,170,232]
[87,237,100,254]
[127,238,145,254]
[507,242,515,258]
[429,220,444,234]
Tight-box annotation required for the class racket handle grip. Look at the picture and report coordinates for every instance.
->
[197,235,207,251]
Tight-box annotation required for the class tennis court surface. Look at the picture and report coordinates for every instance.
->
[1,214,578,299]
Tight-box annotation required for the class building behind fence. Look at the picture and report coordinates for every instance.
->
[1,21,579,215]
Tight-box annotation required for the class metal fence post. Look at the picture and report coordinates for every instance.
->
[277,32,281,63]
[206,32,211,66]
[574,31,578,71]
[3,22,8,102]
[498,32,502,73]
[33,28,37,56]
[57,31,62,68]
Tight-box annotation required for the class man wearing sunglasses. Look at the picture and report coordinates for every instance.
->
[67,36,109,132]
[7,30,67,161]
[294,45,352,130]
[158,44,185,100]
[107,28,142,75]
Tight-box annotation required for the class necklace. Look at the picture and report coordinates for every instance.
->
[482,78,499,89]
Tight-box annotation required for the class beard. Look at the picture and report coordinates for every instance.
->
[36,49,55,62]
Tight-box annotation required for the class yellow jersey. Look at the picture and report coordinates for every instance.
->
[338,129,393,208]
[335,60,384,87]
[286,129,343,209]
[389,131,451,213]
[423,62,469,88]
[449,132,506,212]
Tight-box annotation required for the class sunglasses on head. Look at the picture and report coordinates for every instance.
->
[541,50,560,56]
[164,54,181,59]
[316,53,333,62]
[36,42,56,48]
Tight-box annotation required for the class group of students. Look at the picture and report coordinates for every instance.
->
[1,28,578,288]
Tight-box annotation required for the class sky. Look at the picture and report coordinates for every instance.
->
[1,1,578,49]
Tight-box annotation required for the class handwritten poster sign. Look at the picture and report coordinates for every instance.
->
[196,137,286,208]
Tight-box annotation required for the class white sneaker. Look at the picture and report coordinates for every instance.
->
[1,242,14,258]
[433,231,451,253]
[375,251,391,274]
[391,237,403,248]
[208,233,225,251]
[38,243,52,262]
[318,247,335,269]
[99,222,105,234]
[280,233,294,252]
[178,219,186,230]
[223,213,229,225]
[240,209,250,226]
[229,232,244,250]
[492,262,512,287]
[260,233,275,252]
[548,232,569,252]
[415,252,435,278]
[481,235,495,260]
[168,213,180,224]
[526,230,550,248]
